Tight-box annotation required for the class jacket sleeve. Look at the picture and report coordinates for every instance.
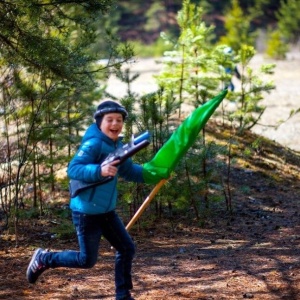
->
[118,158,144,183]
[67,138,105,182]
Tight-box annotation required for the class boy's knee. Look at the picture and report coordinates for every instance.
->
[124,241,136,258]
[78,254,97,268]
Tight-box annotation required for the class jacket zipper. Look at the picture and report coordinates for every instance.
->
[104,140,118,212]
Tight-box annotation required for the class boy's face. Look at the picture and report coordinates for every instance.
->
[100,113,124,141]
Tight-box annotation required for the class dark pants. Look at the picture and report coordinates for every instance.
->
[42,210,135,300]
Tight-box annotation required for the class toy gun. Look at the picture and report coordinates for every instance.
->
[69,131,150,198]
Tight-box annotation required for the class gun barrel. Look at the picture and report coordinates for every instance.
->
[133,131,150,145]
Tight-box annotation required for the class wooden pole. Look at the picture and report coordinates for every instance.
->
[126,179,167,231]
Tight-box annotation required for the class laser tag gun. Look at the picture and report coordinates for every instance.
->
[69,131,150,198]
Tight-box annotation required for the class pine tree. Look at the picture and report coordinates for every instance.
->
[276,0,300,44]
[0,0,133,236]
[157,0,217,114]
[154,0,224,215]
[219,0,256,51]
[266,29,289,59]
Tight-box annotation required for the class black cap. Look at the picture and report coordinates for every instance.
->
[94,100,128,126]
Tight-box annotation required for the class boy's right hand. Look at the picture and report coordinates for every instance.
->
[101,160,120,177]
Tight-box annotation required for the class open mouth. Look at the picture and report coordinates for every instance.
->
[109,129,120,137]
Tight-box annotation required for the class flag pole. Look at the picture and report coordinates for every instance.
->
[126,179,167,231]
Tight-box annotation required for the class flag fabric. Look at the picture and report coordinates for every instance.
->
[142,89,228,184]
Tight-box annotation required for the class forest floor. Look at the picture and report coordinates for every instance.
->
[0,122,300,300]
[1,53,300,300]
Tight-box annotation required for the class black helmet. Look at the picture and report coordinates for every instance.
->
[94,100,128,125]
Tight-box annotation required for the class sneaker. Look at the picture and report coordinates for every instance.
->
[26,248,48,284]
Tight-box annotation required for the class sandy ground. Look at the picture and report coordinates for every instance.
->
[106,53,300,152]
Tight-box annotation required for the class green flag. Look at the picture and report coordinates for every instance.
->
[143,89,228,184]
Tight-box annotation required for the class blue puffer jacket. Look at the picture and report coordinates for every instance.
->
[68,123,144,214]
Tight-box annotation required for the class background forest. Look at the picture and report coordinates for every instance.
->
[0,0,299,242]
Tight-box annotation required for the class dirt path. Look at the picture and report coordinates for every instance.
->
[106,53,300,152]
[2,155,300,300]
[250,52,300,152]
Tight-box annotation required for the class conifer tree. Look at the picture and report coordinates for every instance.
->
[154,0,223,215]
[276,0,300,44]
[0,1,133,235]
[266,29,289,59]
[157,0,217,114]
[219,0,255,51]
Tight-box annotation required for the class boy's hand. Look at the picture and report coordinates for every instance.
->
[101,160,120,177]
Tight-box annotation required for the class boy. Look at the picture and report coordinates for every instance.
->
[26,100,144,300]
